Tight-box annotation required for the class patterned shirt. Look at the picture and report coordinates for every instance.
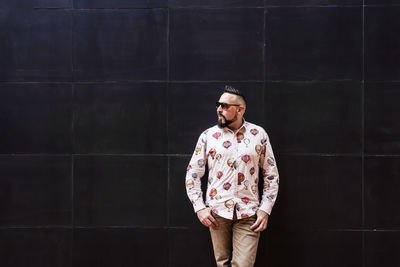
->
[185,120,279,220]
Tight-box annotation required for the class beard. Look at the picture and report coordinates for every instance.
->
[217,113,238,128]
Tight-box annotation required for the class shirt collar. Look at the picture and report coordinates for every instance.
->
[223,118,247,134]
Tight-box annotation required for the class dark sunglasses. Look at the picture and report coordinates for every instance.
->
[216,101,241,109]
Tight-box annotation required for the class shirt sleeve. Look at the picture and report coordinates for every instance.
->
[258,130,279,215]
[185,131,208,213]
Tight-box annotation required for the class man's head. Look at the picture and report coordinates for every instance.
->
[216,85,246,129]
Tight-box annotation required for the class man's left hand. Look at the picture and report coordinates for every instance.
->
[250,210,269,232]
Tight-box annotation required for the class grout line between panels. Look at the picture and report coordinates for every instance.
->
[169,5,395,8]
[3,153,400,157]
[166,8,170,83]
[71,155,75,229]
[263,7,266,83]
[363,4,400,7]
[72,7,76,83]
[263,6,267,126]
[325,229,400,232]
[276,153,365,157]
[0,226,73,229]
[166,68,171,227]
[7,80,400,84]
[71,74,75,267]
[70,154,74,267]
[166,8,170,154]
[362,2,366,267]
[34,7,168,10]
[167,156,171,228]
[1,226,398,231]
[70,83,75,231]
[4,153,400,157]
[0,226,184,230]
[263,82,266,128]
[361,0,366,232]
[362,231,365,267]
[167,228,172,267]
[73,225,193,229]
[168,6,266,9]
[169,80,265,83]
[20,4,400,11]
[263,4,400,8]
[0,153,192,157]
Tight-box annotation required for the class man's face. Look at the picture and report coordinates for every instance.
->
[216,93,242,128]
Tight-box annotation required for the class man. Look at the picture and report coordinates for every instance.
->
[185,85,279,267]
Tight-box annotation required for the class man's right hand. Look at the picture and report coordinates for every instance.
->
[197,208,219,228]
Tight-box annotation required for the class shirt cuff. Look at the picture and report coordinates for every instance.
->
[259,202,273,215]
[193,201,207,213]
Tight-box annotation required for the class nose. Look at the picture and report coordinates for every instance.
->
[217,105,222,113]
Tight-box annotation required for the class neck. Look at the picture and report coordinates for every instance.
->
[227,118,244,132]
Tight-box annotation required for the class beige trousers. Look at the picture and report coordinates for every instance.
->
[209,211,260,267]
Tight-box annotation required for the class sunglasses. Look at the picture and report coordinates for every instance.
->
[216,101,241,110]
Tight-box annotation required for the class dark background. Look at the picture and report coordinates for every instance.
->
[0,0,399,266]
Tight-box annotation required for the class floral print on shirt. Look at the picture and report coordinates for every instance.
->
[185,120,279,220]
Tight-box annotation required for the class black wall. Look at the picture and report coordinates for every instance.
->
[0,0,399,266]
